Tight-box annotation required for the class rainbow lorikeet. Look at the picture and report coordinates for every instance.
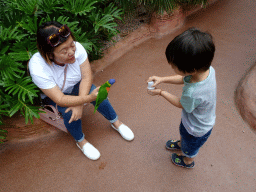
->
[94,79,116,113]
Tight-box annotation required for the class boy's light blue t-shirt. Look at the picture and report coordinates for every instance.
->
[180,66,216,137]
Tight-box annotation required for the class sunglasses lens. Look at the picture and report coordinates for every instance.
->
[47,25,71,47]
[59,25,70,38]
[48,34,59,47]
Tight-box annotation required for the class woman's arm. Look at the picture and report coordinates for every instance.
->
[41,85,99,107]
[41,58,98,107]
[79,58,93,97]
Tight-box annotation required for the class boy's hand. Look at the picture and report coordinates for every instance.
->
[147,76,162,87]
[147,88,161,96]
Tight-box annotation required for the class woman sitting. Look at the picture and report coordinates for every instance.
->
[29,21,134,161]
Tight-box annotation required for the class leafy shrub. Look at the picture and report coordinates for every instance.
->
[0,0,123,139]
[113,0,208,16]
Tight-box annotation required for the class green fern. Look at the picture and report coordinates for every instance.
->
[0,26,27,43]
[0,7,24,28]
[103,3,123,20]
[0,45,10,55]
[73,28,93,52]
[0,89,9,116]
[3,76,39,104]
[18,16,38,35]
[9,98,41,124]
[114,0,180,15]
[55,16,79,30]
[9,38,37,61]
[0,86,9,143]
[0,129,8,144]
[41,15,79,31]
[38,0,61,14]
[89,7,120,35]
[139,0,177,14]
[62,0,97,16]
[176,0,208,6]
[13,0,39,15]
[93,13,117,33]
[0,55,24,80]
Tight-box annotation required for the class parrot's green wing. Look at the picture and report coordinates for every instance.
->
[94,83,110,113]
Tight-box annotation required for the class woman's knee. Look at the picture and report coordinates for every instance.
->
[58,107,72,120]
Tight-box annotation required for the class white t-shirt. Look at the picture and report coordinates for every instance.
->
[29,42,88,97]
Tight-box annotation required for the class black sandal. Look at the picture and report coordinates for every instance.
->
[171,153,195,168]
[166,140,181,150]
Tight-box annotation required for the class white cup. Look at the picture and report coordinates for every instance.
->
[147,81,155,90]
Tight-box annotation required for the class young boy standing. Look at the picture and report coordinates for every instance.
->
[147,28,216,168]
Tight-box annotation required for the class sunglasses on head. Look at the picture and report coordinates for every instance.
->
[47,25,71,47]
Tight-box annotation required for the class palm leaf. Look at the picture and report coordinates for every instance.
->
[13,0,39,15]
[0,6,24,28]
[79,41,93,52]
[41,15,79,30]
[0,129,8,143]
[8,98,41,124]
[104,3,123,20]
[0,45,10,55]
[0,89,9,115]
[0,26,27,43]
[62,0,97,16]
[0,55,24,80]
[38,0,61,14]
[94,14,117,33]
[4,76,39,104]
[56,16,79,30]
[72,28,93,52]
[113,0,137,13]
[18,15,38,35]
[9,38,37,61]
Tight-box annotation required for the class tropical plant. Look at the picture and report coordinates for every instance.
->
[0,0,123,142]
[175,0,208,10]
[113,0,208,17]
[176,0,208,6]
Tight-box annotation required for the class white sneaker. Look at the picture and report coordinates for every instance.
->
[76,142,100,160]
[111,124,134,141]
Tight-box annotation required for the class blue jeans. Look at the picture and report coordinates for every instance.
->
[180,121,212,158]
[44,82,118,142]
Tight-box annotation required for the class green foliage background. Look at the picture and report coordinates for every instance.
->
[113,0,208,16]
[0,0,123,143]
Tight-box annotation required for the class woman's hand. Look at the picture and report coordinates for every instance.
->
[147,88,162,96]
[147,76,163,87]
[89,86,100,101]
[65,105,84,124]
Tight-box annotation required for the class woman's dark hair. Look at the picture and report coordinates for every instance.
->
[165,28,215,73]
[37,21,75,64]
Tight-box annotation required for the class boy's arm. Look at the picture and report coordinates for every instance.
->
[147,75,184,87]
[148,89,183,108]
[161,75,184,84]
[160,90,183,108]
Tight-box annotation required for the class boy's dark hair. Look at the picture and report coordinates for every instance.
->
[165,28,215,73]
[37,21,75,64]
